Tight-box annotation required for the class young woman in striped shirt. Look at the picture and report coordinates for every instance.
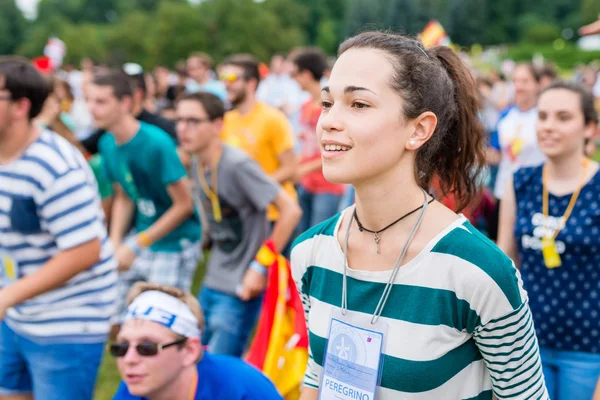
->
[292,31,548,400]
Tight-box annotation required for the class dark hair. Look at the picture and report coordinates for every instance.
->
[128,73,146,96]
[293,48,328,82]
[541,81,598,126]
[514,63,541,83]
[537,64,557,81]
[0,56,51,120]
[223,54,261,85]
[338,31,485,210]
[93,70,134,100]
[177,92,225,121]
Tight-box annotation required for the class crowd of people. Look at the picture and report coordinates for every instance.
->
[0,28,599,400]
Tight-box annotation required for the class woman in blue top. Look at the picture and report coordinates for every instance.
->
[499,81,600,400]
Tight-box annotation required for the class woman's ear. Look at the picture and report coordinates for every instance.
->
[405,111,437,151]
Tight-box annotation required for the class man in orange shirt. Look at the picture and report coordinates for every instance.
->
[219,55,298,253]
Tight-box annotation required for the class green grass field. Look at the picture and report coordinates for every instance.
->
[94,255,207,400]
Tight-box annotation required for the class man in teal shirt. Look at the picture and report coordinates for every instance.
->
[88,70,201,334]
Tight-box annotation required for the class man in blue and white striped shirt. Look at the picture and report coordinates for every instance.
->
[0,57,117,400]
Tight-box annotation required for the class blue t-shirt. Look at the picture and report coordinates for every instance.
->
[514,165,600,353]
[112,352,283,400]
[186,79,227,102]
[99,121,201,252]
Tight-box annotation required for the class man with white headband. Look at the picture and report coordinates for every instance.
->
[112,282,283,400]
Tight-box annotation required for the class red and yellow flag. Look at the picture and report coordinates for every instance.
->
[420,20,452,49]
[246,251,309,400]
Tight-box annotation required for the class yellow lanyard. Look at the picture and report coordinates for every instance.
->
[197,148,223,223]
[540,159,589,268]
[542,158,589,239]
[189,369,198,400]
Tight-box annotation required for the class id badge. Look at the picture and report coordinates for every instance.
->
[0,254,18,283]
[319,310,387,400]
[542,238,561,269]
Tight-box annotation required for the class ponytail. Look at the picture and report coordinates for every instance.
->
[429,46,486,210]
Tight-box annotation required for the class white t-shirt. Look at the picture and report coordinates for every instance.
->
[493,106,546,199]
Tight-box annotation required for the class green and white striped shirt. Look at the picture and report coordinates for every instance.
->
[291,211,549,400]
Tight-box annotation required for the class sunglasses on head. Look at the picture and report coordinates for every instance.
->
[109,337,187,357]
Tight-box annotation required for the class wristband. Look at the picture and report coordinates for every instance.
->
[255,239,277,267]
[126,237,142,256]
[249,260,267,275]
[137,232,153,247]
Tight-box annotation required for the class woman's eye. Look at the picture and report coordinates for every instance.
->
[321,101,333,109]
[352,102,369,109]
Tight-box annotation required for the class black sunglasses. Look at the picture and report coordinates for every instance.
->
[109,337,187,357]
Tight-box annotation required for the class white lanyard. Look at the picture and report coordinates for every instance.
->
[341,188,430,325]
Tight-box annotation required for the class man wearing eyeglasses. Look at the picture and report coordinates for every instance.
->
[176,92,301,356]
[112,282,283,400]
[219,54,298,256]
[0,57,117,400]
[87,70,201,337]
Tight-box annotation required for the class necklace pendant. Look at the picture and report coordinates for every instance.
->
[374,233,381,254]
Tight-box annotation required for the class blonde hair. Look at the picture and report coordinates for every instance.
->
[126,282,205,333]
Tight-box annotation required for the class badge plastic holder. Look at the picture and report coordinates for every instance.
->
[319,309,388,400]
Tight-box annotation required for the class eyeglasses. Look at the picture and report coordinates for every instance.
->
[219,73,242,83]
[109,338,187,357]
[174,117,211,126]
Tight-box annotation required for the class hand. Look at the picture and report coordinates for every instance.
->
[237,268,267,301]
[116,244,137,271]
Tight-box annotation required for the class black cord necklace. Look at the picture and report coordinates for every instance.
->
[353,197,435,254]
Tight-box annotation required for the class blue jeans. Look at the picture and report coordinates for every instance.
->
[297,186,342,234]
[541,347,600,400]
[0,321,105,400]
[199,287,263,357]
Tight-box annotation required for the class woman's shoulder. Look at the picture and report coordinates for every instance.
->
[292,211,343,253]
[290,211,344,280]
[431,220,527,315]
